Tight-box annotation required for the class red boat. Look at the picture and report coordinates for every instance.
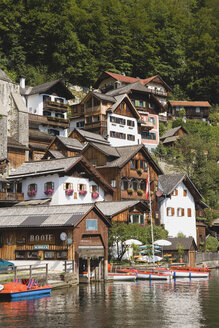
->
[170,266,211,273]
[0,278,52,299]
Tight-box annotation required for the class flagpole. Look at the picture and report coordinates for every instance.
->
[148,168,155,263]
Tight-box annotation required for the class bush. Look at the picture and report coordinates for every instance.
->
[205,236,218,252]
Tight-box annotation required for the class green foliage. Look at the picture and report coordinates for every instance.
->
[177,232,186,238]
[109,222,168,260]
[205,236,219,252]
[177,243,185,258]
[0,0,217,104]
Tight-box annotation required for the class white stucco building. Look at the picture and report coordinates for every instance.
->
[158,174,203,244]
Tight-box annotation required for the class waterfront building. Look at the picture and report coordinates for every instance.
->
[158,174,204,243]
[8,156,114,205]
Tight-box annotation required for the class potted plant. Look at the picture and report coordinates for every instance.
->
[27,190,37,197]
[136,168,143,175]
[92,192,99,199]
[137,189,144,196]
[177,243,184,263]
[65,189,74,196]
[44,189,54,196]
[127,188,134,195]
[79,190,87,196]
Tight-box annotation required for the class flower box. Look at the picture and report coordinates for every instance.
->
[127,188,134,195]
[44,189,54,196]
[137,168,143,175]
[92,192,99,199]
[27,190,37,197]
[137,189,144,196]
[65,189,74,196]
[79,190,87,196]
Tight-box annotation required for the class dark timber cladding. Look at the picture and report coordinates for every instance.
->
[0,204,111,280]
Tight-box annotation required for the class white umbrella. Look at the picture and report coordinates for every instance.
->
[154,240,172,259]
[154,239,172,246]
[124,239,143,246]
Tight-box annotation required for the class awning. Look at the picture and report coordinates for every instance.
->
[77,246,104,258]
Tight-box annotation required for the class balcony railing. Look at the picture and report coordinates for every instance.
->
[43,100,69,112]
[0,192,24,202]
[29,114,69,128]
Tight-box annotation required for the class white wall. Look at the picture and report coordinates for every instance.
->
[159,182,197,243]
[26,94,40,115]
[11,260,65,272]
[107,113,141,147]
[22,174,105,204]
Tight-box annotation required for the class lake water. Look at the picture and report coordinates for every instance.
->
[0,269,219,328]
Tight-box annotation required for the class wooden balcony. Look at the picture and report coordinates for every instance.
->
[85,120,107,129]
[0,192,24,203]
[29,114,69,128]
[43,100,68,112]
[121,190,146,200]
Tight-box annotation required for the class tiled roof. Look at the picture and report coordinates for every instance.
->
[160,126,183,140]
[92,91,116,103]
[74,128,110,145]
[96,200,148,217]
[105,71,158,85]
[169,101,211,107]
[29,129,54,142]
[0,204,94,228]
[56,136,84,150]
[162,237,197,251]
[162,136,178,144]
[47,150,65,159]
[106,81,149,96]
[85,143,120,158]
[158,174,186,195]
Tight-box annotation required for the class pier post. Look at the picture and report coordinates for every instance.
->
[87,257,91,283]
[30,265,32,279]
[46,263,48,284]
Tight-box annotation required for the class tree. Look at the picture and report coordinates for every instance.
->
[205,236,219,252]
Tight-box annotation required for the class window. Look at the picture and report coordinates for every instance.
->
[86,219,98,231]
[127,120,135,127]
[177,208,184,217]
[135,100,140,107]
[129,214,144,224]
[44,182,54,191]
[28,251,38,259]
[131,159,138,169]
[176,106,180,111]
[76,121,85,128]
[167,207,174,216]
[102,100,107,105]
[119,132,126,139]
[121,180,128,191]
[149,103,155,109]
[43,111,50,117]
[110,116,116,123]
[55,97,64,104]
[116,117,125,125]
[55,113,64,118]
[48,129,59,136]
[111,180,116,188]
[15,251,25,259]
[90,185,99,193]
[78,184,87,191]
[183,190,187,197]
[57,251,68,259]
[63,183,73,190]
[86,117,92,124]
[44,251,55,259]
[43,95,51,102]
[93,115,100,122]
[196,107,200,113]
[187,208,192,217]
[172,189,178,196]
[110,131,116,138]
[148,117,155,125]
[28,183,37,192]
[127,134,135,141]
[141,132,156,140]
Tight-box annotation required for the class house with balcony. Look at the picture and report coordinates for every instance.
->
[82,143,163,223]
[168,101,211,121]
[20,78,74,138]
[70,91,152,147]
[158,174,204,244]
[8,156,114,205]
[0,177,23,207]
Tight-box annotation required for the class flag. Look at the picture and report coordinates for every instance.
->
[145,170,150,200]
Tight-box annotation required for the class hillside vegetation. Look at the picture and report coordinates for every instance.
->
[0,0,218,104]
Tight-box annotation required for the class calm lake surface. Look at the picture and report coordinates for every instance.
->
[0,269,219,328]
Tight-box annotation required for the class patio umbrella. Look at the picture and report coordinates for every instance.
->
[154,239,172,258]
[124,239,143,246]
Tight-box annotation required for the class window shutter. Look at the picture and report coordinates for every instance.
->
[187,208,191,217]
[77,184,80,191]
[176,189,178,196]
[171,208,174,216]
[63,183,66,190]
[89,185,92,193]
[84,185,87,191]
[182,208,184,216]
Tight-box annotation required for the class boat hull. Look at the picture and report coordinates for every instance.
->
[172,271,209,278]
[0,287,52,299]
[136,272,171,280]
[108,273,136,281]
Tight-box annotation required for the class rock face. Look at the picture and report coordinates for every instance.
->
[0,71,29,164]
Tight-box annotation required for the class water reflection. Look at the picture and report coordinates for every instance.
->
[0,271,218,328]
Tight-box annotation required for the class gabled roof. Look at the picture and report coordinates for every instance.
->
[29,129,54,143]
[83,142,120,158]
[96,144,163,175]
[70,128,110,145]
[96,200,149,217]
[0,204,111,228]
[158,174,202,200]
[94,71,171,91]
[51,136,84,151]
[21,79,74,100]
[45,150,65,159]
[163,237,197,251]
[107,94,141,119]
[169,101,211,107]
[160,126,187,140]
[106,81,149,96]
[8,155,114,194]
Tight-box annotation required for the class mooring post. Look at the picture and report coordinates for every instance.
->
[46,263,48,284]
[30,265,32,279]
[14,266,17,280]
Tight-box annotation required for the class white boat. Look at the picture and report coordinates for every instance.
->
[171,270,209,278]
[107,273,136,281]
[136,271,171,280]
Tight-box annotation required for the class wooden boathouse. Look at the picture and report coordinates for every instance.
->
[0,204,111,282]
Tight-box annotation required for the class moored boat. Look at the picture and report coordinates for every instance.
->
[0,279,52,299]
[107,273,136,281]
[170,266,211,273]
[116,268,171,280]
[152,267,210,278]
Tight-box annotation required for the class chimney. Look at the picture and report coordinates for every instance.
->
[20,76,26,89]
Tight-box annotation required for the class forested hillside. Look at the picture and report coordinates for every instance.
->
[0,0,218,104]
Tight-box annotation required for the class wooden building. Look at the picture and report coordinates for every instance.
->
[168,101,211,121]
[0,204,111,281]
[82,143,163,223]
[0,177,23,207]
[42,135,84,160]
[160,126,188,146]
[7,137,29,169]
[29,129,54,161]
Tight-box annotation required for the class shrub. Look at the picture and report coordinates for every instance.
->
[205,236,218,252]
